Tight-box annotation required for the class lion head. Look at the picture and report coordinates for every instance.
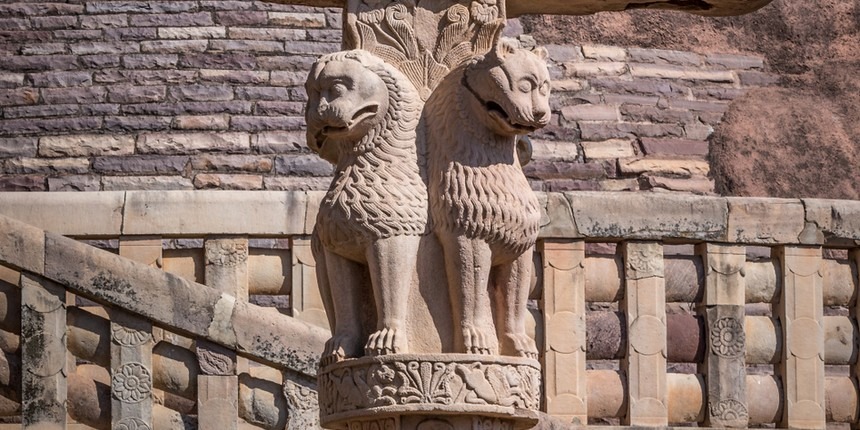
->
[305,50,393,164]
[463,39,552,137]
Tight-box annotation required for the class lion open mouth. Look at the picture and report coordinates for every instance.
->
[486,101,537,134]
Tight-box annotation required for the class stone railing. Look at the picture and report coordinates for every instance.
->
[1,190,859,428]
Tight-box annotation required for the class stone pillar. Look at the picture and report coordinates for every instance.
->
[200,236,247,429]
[110,310,154,429]
[774,246,825,430]
[119,236,163,269]
[283,371,321,430]
[540,240,587,424]
[621,241,668,426]
[697,243,747,427]
[20,273,67,428]
[852,248,860,430]
[204,237,249,300]
[290,236,328,329]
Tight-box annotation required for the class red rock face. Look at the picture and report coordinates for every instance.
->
[523,0,860,199]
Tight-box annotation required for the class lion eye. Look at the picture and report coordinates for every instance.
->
[330,83,347,97]
[517,80,533,93]
[539,82,550,95]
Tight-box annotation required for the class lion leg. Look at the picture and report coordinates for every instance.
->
[311,232,336,332]
[320,249,365,366]
[439,233,497,355]
[365,235,418,356]
[493,248,538,359]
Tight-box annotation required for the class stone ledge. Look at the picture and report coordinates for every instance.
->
[0,191,857,245]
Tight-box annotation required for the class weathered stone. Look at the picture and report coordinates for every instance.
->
[104,116,172,132]
[563,61,627,77]
[579,122,683,141]
[39,134,135,157]
[567,192,727,240]
[168,85,234,102]
[199,69,269,84]
[0,214,45,274]
[194,173,263,190]
[629,64,735,82]
[0,191,123,235]
[174,114,230,130]
[0,88,39,106]
[274,154,333,176]
[215,11,268,26]
[158,26,226,39]
[628,48,703,66]
[122,54,179,70]
[4,157,90,175]
[141,40,209,54]
[726,198,805,244]
[122,190,309,235]
[620,158,709,176]
[561,104,619,122]
[48,176,101,192]
[0,137,37,158]
[581,139,635,160]
[640,138,709,156]
[581,44,626,61]
[137,132,250,155]
[803,199,860,243]
[102,176,194,191]
[191,154,273,172]
[178,52,257,70]
[0,175,46,191]
[647,175,714,194]
[93,156,189,175]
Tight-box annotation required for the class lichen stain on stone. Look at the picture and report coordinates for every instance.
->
[252,335,319,377]
[91,272,138,305]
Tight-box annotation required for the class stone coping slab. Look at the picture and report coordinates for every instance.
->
[0,191,858,245]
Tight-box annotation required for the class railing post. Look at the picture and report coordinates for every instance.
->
[20,273,67,429]
[110,311,154,429]
[621,241,668,426]
[775,246,825,430]
[852,248,860,430]
[697,243,748,427]
[197,236,248,430]
[540,240,587,425]
[290,236,328,329]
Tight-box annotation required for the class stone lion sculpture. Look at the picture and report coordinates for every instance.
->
[306,50,427,364]
[424,39,551,358]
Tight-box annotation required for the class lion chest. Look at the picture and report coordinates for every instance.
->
[316,155,428,255]
[431,161,540,255]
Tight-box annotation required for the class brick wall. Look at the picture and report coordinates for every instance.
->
[0,1,777,193]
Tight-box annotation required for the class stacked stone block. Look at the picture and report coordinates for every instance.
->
[0,1,774,193]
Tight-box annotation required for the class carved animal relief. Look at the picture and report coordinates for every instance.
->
[307,1,551,426]
[307,50,427,364]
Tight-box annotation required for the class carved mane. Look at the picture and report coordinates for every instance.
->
[315,53,428,250]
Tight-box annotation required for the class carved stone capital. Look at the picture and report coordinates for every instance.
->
[319,354,540,429]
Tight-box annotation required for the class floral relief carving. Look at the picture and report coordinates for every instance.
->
[111,325,151,347]
[710,317,745,358]
[112,362,153,403]
[115,418,151,430]
[710,398,748,422]
[319,357,541,418]
[473,417,514,430]
[197,346,235,376]
[625,246,663,278]
[205,241,248,268]
[348,418,397,430]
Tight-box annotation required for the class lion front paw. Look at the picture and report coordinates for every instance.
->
[365,326,408,356]
[500,333,538,359]
[321,333,362,367]
[463,327,496,355]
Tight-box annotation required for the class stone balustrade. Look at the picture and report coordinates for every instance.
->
[0,190,859,429]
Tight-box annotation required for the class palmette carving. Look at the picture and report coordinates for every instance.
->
[307,50,427,364]
[425,39,550,358]
[344,0,505,98]
[115,417,152,430]
[319,356,541,417]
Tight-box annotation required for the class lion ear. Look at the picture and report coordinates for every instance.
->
[532,47,549,61]
[495,38,518,59]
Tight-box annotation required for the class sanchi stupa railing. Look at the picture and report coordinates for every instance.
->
[0,190,859,429]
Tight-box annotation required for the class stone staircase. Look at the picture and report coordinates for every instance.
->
[1,191,860,429]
